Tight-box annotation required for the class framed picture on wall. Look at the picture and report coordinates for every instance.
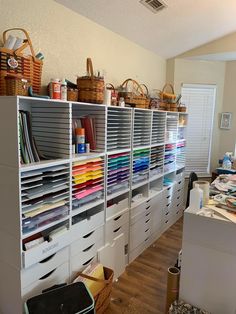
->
[220,112,232,129]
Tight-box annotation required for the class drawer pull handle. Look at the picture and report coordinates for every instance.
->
[83,257,94,266]
[146,199,151,203]
[145,228,149,233]
[167,195,171,199]
[177,189,181,192]
[177,196,180,200]
[146,212,151,217]
[177,203,180,207]
[176,211,179,215]
[83,244,95,252]
[165,212,169,216]
[39,253,56,264]
[145,237,149,242]
[39,268,56,280]
[165,220,168,224]
[167,203,170,207]
[113,227,121,233]
[167,187,171,191]
[83,230,95,239]
[114,215,122,221]
[146,206,151,210]
[145,219,150,223]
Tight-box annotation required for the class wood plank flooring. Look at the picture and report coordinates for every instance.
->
[105,218,183,314]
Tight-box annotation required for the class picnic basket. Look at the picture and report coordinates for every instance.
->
[119,78,149,109]
[0,28,43,95]
[77,58,104,104]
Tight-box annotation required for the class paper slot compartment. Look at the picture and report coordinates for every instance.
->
[22,100,71,161]
[72,103,106,153]
[150,145,164,178]
[107,152,130,196]
[22,261,70,303]
[152,111,166,144]
[133,109,152,147]
[71,204,104,238]
[107,107,132,151]
[22,225,71,269]
[132,148,150,185]
[106,194,129,220]
[72,157,105,215]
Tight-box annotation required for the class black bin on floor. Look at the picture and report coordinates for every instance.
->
[24,282,95,314]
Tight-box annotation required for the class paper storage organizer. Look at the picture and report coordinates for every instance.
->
[0,96,188,314]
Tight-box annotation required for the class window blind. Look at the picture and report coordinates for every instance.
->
[181,84,216,177]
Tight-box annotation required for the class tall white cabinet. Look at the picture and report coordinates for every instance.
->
[0,96,187,314]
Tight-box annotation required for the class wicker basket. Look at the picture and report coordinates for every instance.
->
[5,74,29,96]
[119,79,149,108]
[159,83,176,103]
[178,105,187,112]
[77,58,104,104]
[76,266,114,314]
[67,88,78,101]
[0,28,42,95]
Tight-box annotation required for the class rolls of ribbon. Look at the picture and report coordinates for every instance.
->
[193,180,210,205]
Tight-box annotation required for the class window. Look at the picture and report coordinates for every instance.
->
[181,84,216,177]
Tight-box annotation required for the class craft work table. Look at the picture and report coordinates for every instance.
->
[180,206,236,314]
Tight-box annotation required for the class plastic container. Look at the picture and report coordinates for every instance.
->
[49,79,61,99]
[222,154,232,169]
[61,79,67,101]
[189,184,203,211]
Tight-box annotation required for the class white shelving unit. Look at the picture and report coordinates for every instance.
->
[0,96,188,314]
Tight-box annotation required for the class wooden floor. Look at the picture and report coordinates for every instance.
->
[105,218,183,314]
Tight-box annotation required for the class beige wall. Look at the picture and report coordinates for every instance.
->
[178,32,236,59]
[0,0,166,90]
[167,58,226,172]
[219,61,236,156]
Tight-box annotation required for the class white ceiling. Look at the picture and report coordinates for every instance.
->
[55,0,236,59]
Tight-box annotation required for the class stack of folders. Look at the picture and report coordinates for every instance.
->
[72,116,96,150]
[19,110,41,164]
[72,158,104,209]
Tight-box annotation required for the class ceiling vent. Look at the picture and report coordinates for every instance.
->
[140,0,167,13]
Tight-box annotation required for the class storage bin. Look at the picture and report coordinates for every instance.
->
[24,282,95,314]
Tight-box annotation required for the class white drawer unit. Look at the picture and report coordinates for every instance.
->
[22,261,70,303]
[106,221,129,245]
[106,197,129,220]
[70,225,104,257]
[130,214,152,251]
[21,247,69,289]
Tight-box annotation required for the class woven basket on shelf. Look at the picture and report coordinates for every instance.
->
[0,28,42,95]
[77,58,104,104]
[5,74,29,96]
[159,83,176,103]
[119,78,149,108]
[67,88,78,101]
[76,266,114,314]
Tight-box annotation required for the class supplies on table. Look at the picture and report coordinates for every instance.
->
[118,78,150,109]
[0,28,43,95]
[169,300,210,314]
[74,263,114,314]
[77,58,104,104]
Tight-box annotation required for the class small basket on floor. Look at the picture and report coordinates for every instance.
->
[76,266,114,314]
